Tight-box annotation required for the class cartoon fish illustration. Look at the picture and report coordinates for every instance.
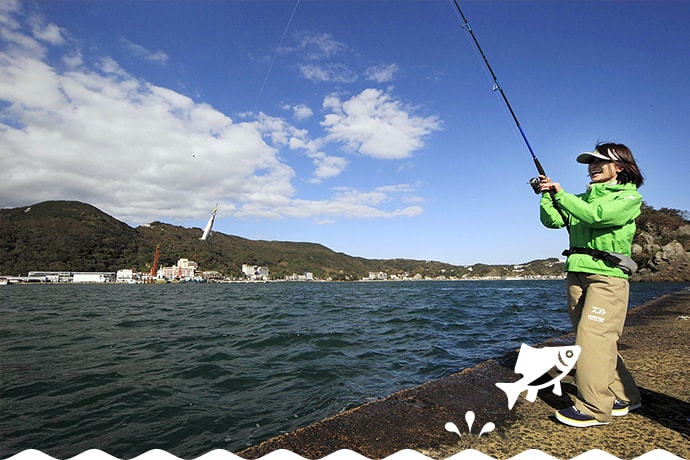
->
[496,344,581,409]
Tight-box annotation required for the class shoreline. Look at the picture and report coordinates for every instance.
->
[237,287,690,459]
[0,276,568,285]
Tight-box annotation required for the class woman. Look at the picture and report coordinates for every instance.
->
[539,142,644,427]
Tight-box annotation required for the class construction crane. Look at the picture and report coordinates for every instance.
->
[150,244,160,281]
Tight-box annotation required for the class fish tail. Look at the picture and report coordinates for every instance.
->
[495,382,521,410]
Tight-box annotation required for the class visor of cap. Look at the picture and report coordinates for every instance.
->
[576,150,612,164]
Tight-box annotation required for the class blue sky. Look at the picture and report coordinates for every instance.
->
[1,0,688,265]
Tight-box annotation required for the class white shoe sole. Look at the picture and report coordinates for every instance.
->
[612,401,642,417]
[555,411,610,427]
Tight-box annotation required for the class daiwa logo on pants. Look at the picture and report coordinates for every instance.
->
[588,306,606,323]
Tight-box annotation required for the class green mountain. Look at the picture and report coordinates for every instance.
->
[1,200,688,281]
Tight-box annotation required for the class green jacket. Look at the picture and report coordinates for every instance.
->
[540,181,642,279]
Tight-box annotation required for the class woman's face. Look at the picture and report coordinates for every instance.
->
[588,159,622,183]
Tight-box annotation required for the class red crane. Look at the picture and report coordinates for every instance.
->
[150,244,160,280]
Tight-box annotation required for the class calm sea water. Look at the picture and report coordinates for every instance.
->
[1,280,687,459]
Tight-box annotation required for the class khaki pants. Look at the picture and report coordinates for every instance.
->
[567,272,641,422]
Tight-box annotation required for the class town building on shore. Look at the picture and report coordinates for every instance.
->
[27,271,72,283]
[25,271,116,283]
[72,272,116,283]
[159,258,198,281]
[284,272,314,281]
[242,264,270,281]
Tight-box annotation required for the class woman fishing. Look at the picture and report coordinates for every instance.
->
[538,142,644,427]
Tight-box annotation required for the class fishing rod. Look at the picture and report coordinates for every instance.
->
[451,0,570,229]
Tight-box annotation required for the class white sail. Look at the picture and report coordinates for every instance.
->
[200,204,218,241]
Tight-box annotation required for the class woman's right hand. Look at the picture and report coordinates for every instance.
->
[539,175,562,193]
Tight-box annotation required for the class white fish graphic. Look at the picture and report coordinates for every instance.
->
[200,204,218,241]
[496,344,581,409]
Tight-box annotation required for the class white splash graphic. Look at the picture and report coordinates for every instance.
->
[445,411,495,438]
[465,410,474,433]
[444,422,462,437]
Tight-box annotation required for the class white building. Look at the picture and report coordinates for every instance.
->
[368,271,388,280]
[28,271,72,283]
[201,271,223,281]
[242,264,270,280]
[116,269,135,283]
[160,258,199,281]
[72,272,116,283]
[285,272,314,281]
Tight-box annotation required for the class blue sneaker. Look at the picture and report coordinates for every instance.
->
[612,399,642,417]
[555,406,610,427]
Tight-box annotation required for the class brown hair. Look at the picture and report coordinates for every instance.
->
[595,142,644,188]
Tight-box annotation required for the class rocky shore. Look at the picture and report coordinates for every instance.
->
[237,287,690,460]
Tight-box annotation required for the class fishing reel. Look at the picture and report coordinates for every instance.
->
[528,177,542,194]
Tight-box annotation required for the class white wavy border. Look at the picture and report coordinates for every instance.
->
[4,449,684,460]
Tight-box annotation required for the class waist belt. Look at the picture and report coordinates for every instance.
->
[562,247,638,275]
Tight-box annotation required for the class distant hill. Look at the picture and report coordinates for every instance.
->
[1,200,688,281]
[0,201,138,274]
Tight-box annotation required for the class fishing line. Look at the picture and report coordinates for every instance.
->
[451,0,538,167]
[254,0,301,112]
[450,0,569,230]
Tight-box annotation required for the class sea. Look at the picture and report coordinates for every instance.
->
[1,280,687,459]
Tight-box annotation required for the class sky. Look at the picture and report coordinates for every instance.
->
[1,0,688,266]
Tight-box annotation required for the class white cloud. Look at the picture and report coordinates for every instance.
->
[0,19,294,223]
[0,0,20,17]
[30,18,65,45]
[288,32,347,60]
[62,49,83,69]
[365,63,398,83]
[309,153,349,183]
[241,185,423,220]
[291,103,313,120]
[0,1,48,59]
[279,31,358,83]
[321,88,441,160]
[299,62,357,83]
[0,3,435,225]
[120,37,169,64]
[98,56,130,77]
